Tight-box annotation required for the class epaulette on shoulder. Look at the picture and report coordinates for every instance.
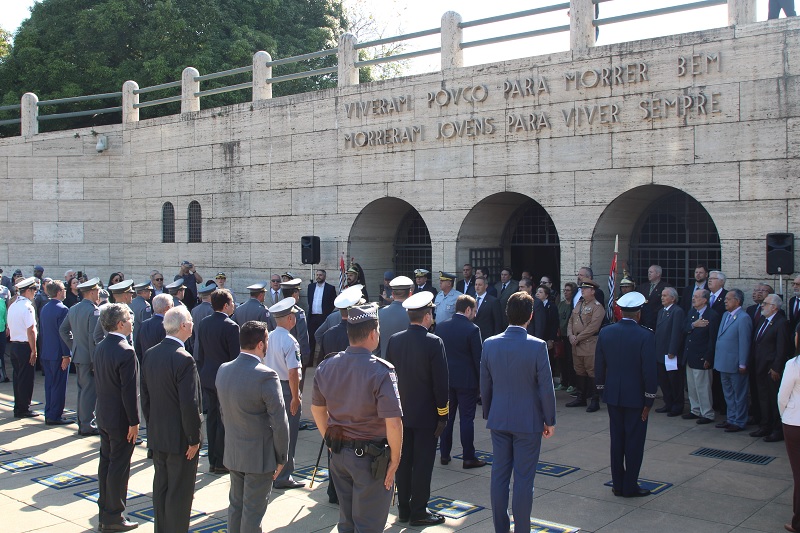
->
[374,356,395,370]
[640,324,654,332]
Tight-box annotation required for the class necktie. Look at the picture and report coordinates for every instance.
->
[710,293,716,307]
[502,283,507,292]
[723,313,731,329]
[795,299,800,317]
[756,319,768,340]
[477,296,482,310]
[650,283,656,295]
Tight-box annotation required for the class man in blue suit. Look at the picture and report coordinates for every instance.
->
[435,295,485,468]
[480,291,556,533]
[713,289,753,432]
[39,280,73,425]
[135,294,173,361]
[595,291,658,498]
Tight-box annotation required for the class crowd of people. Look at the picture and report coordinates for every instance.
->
[3,259,800,532]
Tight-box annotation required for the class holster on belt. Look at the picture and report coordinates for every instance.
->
[325,425,344,454]
[368,443,391,480]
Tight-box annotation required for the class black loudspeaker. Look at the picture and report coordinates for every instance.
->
[301,236,320,265]
[766,233,794,275]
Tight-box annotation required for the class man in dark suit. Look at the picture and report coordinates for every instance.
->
[413,268,437,298]
[475,268,497,297]
[636,264,670,331]
[519,278,546,339]
[680,264,709,313]
[683,289,720,424]
[494,267,520,329]
[197,289,240,474]
[93,303,140,532]
[789,275,800,338]
[130,282,153,346]
[456,263,476,297]
[386,291,449,526]
[473,276,502,342]
[713,289,753,432]
[481,291,556,533]
[654,287,686,416]
[307,269,336,360]
[750,294,792,442]
[134,294,174,361]
[141,306,203,533]
[39,280,72,425]
[217,320,290,533]
[435,295,485,469]
[595,291,657,498]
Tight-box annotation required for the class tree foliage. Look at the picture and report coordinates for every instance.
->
[0,0,348,132]
[0,28,11,60]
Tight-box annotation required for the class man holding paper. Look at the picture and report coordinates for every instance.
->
[654,287,686,417]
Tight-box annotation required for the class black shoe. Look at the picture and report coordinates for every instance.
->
[274,480,305,489]
[749,428,771,438]
[655,406,670,413]
[214,466,230,475]
[667,411,683,417]
[102,519,139,531]
[0,377,9,383]
[715,421,731,429]
[611,487,622,496]
[299,422,309,430]
[696,417,714,425]
[623,488,651,497]
[764,433,785,443]
[462,459,487,469]
[409,512,445,526]
[682,413,700,420]
[440,456,451,465]
[14,411,40,418]
[724,425,745,433]
[78,428,100,436]
[566,398,587,407]
[586,399,600,413]
[45,418,74,425]
[328,496,339,505]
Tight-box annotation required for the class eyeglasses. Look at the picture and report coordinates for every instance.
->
[154,278,163,282]
[271,279,280,283]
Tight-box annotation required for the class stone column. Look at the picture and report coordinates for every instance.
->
[253,51,272,101]
[21,92,38,138]
[181,67,200,114]
[122,80,139,123]
[728,0,756,25]
[441,11,463,72]
[570,0,596,51]
[338,33,359,88]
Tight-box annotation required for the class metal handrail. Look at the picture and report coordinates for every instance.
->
[355,27,441,50]
[38,106,122,121]
[267,66,337,84]
[0,104,21,112]
[195,65,254,82]
[195,81,254,98]
[462,25,571,49]
[595,0,727,26]
[0,118,21,126]
[355,47,441,68]
[133,95,182,109]
[133,80,182,95]
[38,92,122,106]
[266,49,337,67]
[460,3,571,29]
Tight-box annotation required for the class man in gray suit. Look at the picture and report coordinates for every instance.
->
[376,276,412,357]
[59,277,102,436]
[232,282,269,327]
[217,321,289,533]
[130,282,153,345]
[713,289,753,432]
[267,275,282,306]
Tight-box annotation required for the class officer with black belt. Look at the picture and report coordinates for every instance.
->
[386,291,449,526]
[312,303,403,532]
[595,291,658,498]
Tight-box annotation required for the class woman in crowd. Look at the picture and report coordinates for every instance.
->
[65,277,82,307]
[555,282,578,393]
[107,272,124,303]
[780,351,800,533]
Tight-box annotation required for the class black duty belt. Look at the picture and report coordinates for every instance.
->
[338,437,387,455]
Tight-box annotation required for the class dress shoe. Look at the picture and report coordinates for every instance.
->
[102,519,139,531]
[440,456,451,465]
[397,513,409,523]
[611,487,622,497]
[299,422,309,430]
[654,406,671,414]
[409,512,445,526]
[682,413,700,420]
[14,411,40,418]
[667,411,683,417]
[565,398,587,407]
[724,425,745,433]
[764,433,785,443]
[214,466,230,475]
[696,417,714,425]
[328,496,339,505]
[78,428,100,436]
[785,523,798,532]
[623,488,651,497]
[45,418,74,425]
[275,480,305,489]
[715,421,731,429]
[749,428,771,438]
[462,459,487,469]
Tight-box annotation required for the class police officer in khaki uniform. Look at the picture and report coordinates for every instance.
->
[567,279,605,412]
[312,303,403,532]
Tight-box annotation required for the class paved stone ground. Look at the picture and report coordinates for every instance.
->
[0,371,792,532]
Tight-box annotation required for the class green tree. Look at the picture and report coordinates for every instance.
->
[0,28,11,59]
[0,0,348,133]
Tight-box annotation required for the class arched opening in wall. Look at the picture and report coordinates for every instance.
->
[456,192,560,288]
[348,198,431,299]
[188,201,202,243]
[591,185,721,291]
[162,202,175,243]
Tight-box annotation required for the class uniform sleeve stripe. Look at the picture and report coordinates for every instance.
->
[437,401,449,416]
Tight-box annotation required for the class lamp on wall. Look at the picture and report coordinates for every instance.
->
[95,135,108,153]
